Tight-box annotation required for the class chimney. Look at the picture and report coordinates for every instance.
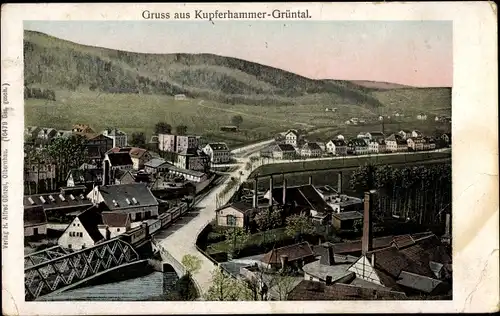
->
[362,190,375,255]
[269,176,274,206]
[282,178,287,205]
[337,172,342,194]
[371,253,375,267]
[327,246,335,265]
[103,160,110,186]
[280,255,288,270]
[325,275,333,286]
[253,178,258,208]
[308,176,313,185]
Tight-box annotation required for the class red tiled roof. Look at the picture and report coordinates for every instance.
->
[261,242,314,265]
[129,147,148,158]
[288,280,407,300]
[369,246,436,279]
[393,235,415,249]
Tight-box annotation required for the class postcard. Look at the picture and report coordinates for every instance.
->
[1,2,498,315]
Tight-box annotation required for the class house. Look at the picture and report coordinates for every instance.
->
[129,147,152,170]
[82,133,114,165]
[104,152,134,170]
[398,130,412,139]
[54,130,73,139]
[332,211,364,230]
[356,132,367,139]
[288,280,407,300]
[113,169,139,185]
[158,134,200,153]
[300,142,323,158]
[386,134,408,152]
[378,116,384,121]
[368,139,387,154]
[220,125,238,132]
[271,144,297,160]
[24,161,57,192]
[24,191,93,217]
[167,164,208,183]
[66,168,103,189]
[347,139,369,155]
[411,130,423,138]
[144,158,172,175]
[260,242,315,270]
[322,194,364,214]
[174,94,186,101]
[441,133,452,145]
[203,143,231,164]
[264,184,333,221]
[407,137,425,151]
[316,142,326,152]
[24,126,41,142]
[102,128,128,148]
[417,113,428,120]
[87,183,159,222]
[422,137,437,151]
[175,148,210,172]
[365,132,385,141]
[336,134,345,140]
[72,124,95,134]
[326,139,347,156]
[58,205,105,250]
[215,201,255,228]
[24,205,48,242]
[302,244,357,283]
[284,130,299,147]
[98,212,132,239]
[36,127,58,144]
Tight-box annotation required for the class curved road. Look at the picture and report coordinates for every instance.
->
[155,140,270,296]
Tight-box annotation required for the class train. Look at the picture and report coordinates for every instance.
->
[120,202,189,246]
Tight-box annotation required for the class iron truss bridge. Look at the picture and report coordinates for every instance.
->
[24,239,139,301]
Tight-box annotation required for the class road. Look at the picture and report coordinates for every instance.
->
[154,141,267,296]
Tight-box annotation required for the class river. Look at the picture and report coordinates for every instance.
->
[38,271,167,301]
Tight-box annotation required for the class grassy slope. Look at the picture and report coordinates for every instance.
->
[24,30,452,146]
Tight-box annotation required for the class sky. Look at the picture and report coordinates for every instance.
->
[24,20,453,87]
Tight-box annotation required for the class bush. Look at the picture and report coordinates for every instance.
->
[207,232,226,243]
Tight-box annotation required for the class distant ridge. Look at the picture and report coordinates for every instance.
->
[23,30,451,110]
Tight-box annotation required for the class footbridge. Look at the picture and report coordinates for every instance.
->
[24,238,140,301]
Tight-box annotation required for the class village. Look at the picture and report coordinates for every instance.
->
[23,117,452,301]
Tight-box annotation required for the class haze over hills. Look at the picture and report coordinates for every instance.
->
[23,30,451,111]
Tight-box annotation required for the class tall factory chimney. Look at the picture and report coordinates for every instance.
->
[308,176,313,185]
[103,160,110,186]
[361,190,376,255]
[337,172,342,194]
[253,178,258,208]
[282,178,288,206]
[269,176,274,206]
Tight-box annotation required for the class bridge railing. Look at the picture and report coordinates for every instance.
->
[25,238,139,301]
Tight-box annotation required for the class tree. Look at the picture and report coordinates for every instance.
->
[285,212,315,238]
[349,163,377,193]
[46,135,88,186]
[154,122,172,135]
[181,254,202,275]
[204,268,253,301]
[129,132,146,147]
[272,272,297,301]
[231,115,243,128]
[224,227,250,258]
[176,125,188,136]
[254,206,283,231]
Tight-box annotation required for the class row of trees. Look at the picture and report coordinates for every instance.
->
[154,122,188,136]
[24,87,56,101]
[349,163,452,226]
[24,135,89,193]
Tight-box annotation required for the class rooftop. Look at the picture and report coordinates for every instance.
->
[144,158,170,168]
[101,212,130,227]
[261,242,314,265]
[288,280,408,300]
[76,206,105,243]
[302,260,354,282]
[106,152,133,166]
[24,205,47,226]
[332,211,363,221]
[24,192,92,210]
[93,183,158,211]
[396,271,447,294]
[207,143,229,151]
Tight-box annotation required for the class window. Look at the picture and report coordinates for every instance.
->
[68,244,72,249]
[73,223,76,226]
[226,215,237,226]
[309,276,313,281]
[117,228,120,232]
